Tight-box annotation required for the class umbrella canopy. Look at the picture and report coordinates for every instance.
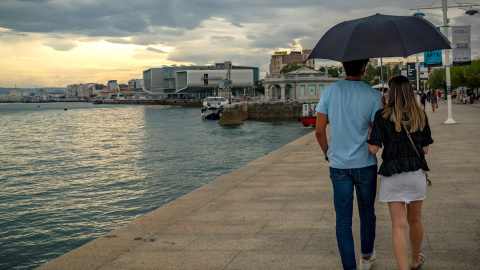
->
[372,83,389,89]
[308,13,451,62]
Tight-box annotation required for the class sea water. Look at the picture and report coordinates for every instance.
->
[0,102,313,269]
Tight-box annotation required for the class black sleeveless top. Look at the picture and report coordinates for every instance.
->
[367,109,434,176]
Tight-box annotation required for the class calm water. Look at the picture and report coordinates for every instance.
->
[0,102,312,269]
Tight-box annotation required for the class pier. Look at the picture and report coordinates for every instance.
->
[38,99,480,269]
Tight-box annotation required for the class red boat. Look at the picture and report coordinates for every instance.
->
[298,103,317,127]
[298,116,316,126]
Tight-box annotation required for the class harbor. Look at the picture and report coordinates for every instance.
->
[38,99,480,269]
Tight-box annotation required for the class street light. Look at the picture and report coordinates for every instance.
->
[411,0,479,125]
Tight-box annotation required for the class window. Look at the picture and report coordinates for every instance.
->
[309,85,316,96]
[300,85,306,96]
[318,85,325,97]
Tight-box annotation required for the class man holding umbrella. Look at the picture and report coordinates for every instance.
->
[315,59,382,270]
[309,13,450,270]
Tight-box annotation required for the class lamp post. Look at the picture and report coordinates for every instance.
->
[411,0,479,124]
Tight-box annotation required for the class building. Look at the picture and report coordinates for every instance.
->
[143,63,259,97]
[269,50,315,76]
[175,69,254,98]
[128,79,143,90]
[264,66,341,102]
[9,90,23,101]
[107,80,119,90]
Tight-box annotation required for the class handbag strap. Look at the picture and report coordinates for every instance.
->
[402,122,422,159]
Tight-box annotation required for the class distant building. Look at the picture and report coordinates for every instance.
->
[143,63,259,97]
[9,90,23,101]
[264,66,341,102]
[269,50,315,76]
[175,69,254,98]
[107,80,118,91]
[128,79,143,90]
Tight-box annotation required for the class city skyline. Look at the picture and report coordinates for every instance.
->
[1,0,478,88]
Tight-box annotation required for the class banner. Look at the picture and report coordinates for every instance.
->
[407,62,416,80]
[452,26,471,66]
[424,50,442,67]
[424,27,443,67]
[419,62,428,80]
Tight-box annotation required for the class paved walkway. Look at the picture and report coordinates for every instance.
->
[38,99,480,270]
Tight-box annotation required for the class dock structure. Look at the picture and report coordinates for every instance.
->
[38,100,480,269]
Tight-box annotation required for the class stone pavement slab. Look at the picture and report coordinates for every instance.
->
[38,99,480,269]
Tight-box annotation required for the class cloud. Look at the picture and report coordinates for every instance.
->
[1,0,479,87]
[146,47,166,54]
[43,40,77,51]
[209,36,235,44]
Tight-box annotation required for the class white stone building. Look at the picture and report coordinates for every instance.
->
[264,67,342,102]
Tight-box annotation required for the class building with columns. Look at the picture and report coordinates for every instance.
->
[264,67,342,102]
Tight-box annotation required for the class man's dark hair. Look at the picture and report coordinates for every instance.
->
[342,59,369,77]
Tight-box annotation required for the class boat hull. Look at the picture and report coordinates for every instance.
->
[201,107,223,120]
[298,116,316,126]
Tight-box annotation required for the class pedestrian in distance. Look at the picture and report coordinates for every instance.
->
[429,89,438,111]
[367,75,433,270]
[315,58,383,270]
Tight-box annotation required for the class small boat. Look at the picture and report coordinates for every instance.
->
[298,103,317,126]
[201,97,228,120]
[92,99,103,104]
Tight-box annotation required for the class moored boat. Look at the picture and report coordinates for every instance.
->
[298,102,317,126]
[201,97,228,120]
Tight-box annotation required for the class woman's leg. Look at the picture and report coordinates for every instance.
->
[388,202,409,270]
[407,200,424,268]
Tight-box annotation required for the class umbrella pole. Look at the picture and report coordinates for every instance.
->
[380,58,384,97]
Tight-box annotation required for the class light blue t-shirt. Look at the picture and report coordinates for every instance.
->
[316,79,382,169]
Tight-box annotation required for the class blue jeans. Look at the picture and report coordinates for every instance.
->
[330,165,377,270]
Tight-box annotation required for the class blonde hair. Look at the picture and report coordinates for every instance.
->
[382,76,426,132]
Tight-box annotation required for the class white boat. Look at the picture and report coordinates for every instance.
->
[201,97,228,120]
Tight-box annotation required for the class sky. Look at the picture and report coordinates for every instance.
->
[0,0,479,88]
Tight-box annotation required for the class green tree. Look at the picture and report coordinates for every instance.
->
[462,60,480,90]
[362,64,377,85]
[430,60,480,90]
[280,63,302,74]
[428,67,446,90]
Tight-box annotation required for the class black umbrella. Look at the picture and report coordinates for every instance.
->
[308,13,451,62]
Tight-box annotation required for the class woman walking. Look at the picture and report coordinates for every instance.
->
[430,89,438,111]
[367,76,433,270]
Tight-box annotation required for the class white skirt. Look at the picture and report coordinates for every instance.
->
[378,169,426,204]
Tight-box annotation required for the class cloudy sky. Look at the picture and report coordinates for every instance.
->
[0,0,478,88]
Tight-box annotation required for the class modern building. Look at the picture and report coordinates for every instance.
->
[143,63,259,97]
[269,50,315,76]
[107,80,119,90]
[128,79,143,90]
[264,66,342,102]
[175,69,254,98]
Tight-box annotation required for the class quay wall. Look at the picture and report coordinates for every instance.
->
[100,99,203,106]
[218,102,303,125]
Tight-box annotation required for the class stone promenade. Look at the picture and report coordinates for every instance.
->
[38,99,480,269]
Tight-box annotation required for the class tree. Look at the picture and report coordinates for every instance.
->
[280,63,302,74]
[432,60,480,90]
[318,66,342,77]
[461,60,480,90]
[428,67,446,90]
[362,64,377,85]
